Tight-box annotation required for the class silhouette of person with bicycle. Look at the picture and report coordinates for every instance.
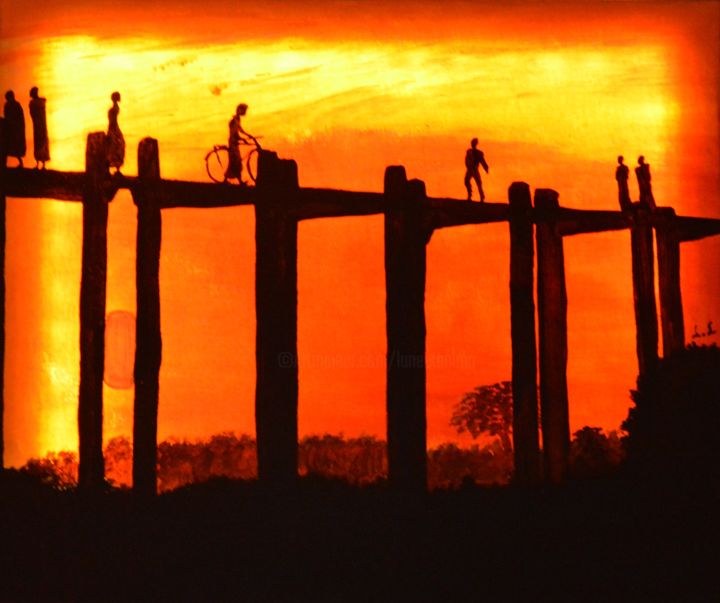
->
[225,103,249,183]
[205,104,261,185]
[464,138,489,202]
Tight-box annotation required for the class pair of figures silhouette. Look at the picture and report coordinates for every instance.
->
[616,155,655,211]
[3,87,49,169]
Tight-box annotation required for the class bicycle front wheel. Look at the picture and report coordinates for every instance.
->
[205,146,229,183]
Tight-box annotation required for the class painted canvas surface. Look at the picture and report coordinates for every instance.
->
[3,0,717,467]
[2,2,719,601]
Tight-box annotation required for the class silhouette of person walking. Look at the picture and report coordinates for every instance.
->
[225,103,248,183]
[29,87,50,170]
[615,155,631,211]
[106,91,125,175]
[3,90,26,168]
[635,155,656,210]
[464,138,489,202]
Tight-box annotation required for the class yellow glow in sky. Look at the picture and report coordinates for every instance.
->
[39,35,677,188]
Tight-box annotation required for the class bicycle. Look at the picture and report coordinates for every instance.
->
[205,133,262,185]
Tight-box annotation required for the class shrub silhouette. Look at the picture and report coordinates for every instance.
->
[569,427,624,479]
[452,380,626,481]
[21,433,517,491]
[21,450,78,489]
[622,343,720,480]
[428,440,513,487]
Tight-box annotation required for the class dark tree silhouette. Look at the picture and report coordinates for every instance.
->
[451,382,627,481]
[451,381,513,452]
[622,343,720,480]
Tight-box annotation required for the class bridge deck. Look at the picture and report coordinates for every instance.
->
[2,167,720,238]
[3,168,85,201]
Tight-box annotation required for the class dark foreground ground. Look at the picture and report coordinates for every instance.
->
[1,472,718,602]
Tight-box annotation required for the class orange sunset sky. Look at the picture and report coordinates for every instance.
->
[1,0,719,466]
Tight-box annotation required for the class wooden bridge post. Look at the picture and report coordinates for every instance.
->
[508,182,540,484]
[0,117,6,469]
[384,166,429,492]
[654,208,684,358]
[78,132,110,491]
[255,150,300,486]
[131,138,163,495]
[535,188,570,483]
[630,206,659,375]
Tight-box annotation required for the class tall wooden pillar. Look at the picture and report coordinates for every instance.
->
[384,166,429,492]
[508,182,540,484]
[655,209,684,358]
[132,138,163,495]
[0,117,6,469]
[255,150,299,485]
[535,188,569,483]
[78,132,110,491]
[630,206,659,375]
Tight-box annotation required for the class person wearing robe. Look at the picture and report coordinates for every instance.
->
[107,91,125,174]
[635,155,656,210]
[3,90,26,167]
[29,86,50,169]
[225,103,248,183]
[615,155,631,211]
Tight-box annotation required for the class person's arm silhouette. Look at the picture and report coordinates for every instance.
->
[479,152,489,174]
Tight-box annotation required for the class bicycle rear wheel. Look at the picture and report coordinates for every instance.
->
[246,148,259,184]
[205,146,229,183]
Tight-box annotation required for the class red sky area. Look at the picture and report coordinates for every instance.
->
[1,0,718,465]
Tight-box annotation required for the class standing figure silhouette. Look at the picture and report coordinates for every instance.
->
[635,155,656,210]
[106,91,125,175]
[29,86,50,169]
[225,103,248,183]
[3,90,26,167]
[464,137,489,202]
[615,155,631,211]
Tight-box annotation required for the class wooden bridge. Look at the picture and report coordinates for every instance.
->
[1,133,719,493]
